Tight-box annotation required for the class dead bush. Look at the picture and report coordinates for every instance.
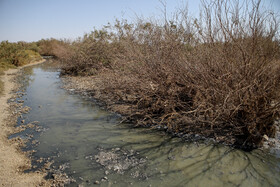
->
[182,0,280,148]
[61,30,115,76]
[61,0,280,149]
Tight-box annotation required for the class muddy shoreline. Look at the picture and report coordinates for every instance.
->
[0,59,52,186]
[0,59,76,186]
[61,74,280,152]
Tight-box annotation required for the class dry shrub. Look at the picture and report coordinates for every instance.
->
[183,0,280,148]
[61,30,114,76]
[61,0,280,149]
[109,20,193,122]
[0,79,4,95]
[37,39,73,60]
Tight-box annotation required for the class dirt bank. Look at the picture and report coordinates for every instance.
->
[0,59,51,186]
[61,73,280,151]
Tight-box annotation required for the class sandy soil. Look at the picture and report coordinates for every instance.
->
[0,59,51,186]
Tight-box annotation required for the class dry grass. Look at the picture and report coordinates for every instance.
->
[60,0,280,149]
[0,80,3,95]
[0,61,16,95]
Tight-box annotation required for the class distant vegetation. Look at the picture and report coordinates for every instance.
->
[0,41,42,94]
[37,38,72,58]
[0,41,42,66]
[0,38,72,94]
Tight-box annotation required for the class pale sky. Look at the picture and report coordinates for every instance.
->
[0,0,279,42]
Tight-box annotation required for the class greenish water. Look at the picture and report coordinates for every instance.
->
[14,61,280,186]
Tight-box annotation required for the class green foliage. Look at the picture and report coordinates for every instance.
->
[0,41,42,67]
[13,50,41,66]
[0,41,42,96]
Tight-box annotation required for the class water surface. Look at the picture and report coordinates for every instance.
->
[14,61,280,186]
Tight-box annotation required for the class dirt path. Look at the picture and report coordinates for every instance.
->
[0,59,50,186]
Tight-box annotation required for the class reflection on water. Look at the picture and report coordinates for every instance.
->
[15,61,280,186]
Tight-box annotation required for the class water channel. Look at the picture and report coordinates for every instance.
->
[12,60,280,186]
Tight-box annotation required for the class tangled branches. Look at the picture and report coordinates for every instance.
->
[61,0,280,149]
